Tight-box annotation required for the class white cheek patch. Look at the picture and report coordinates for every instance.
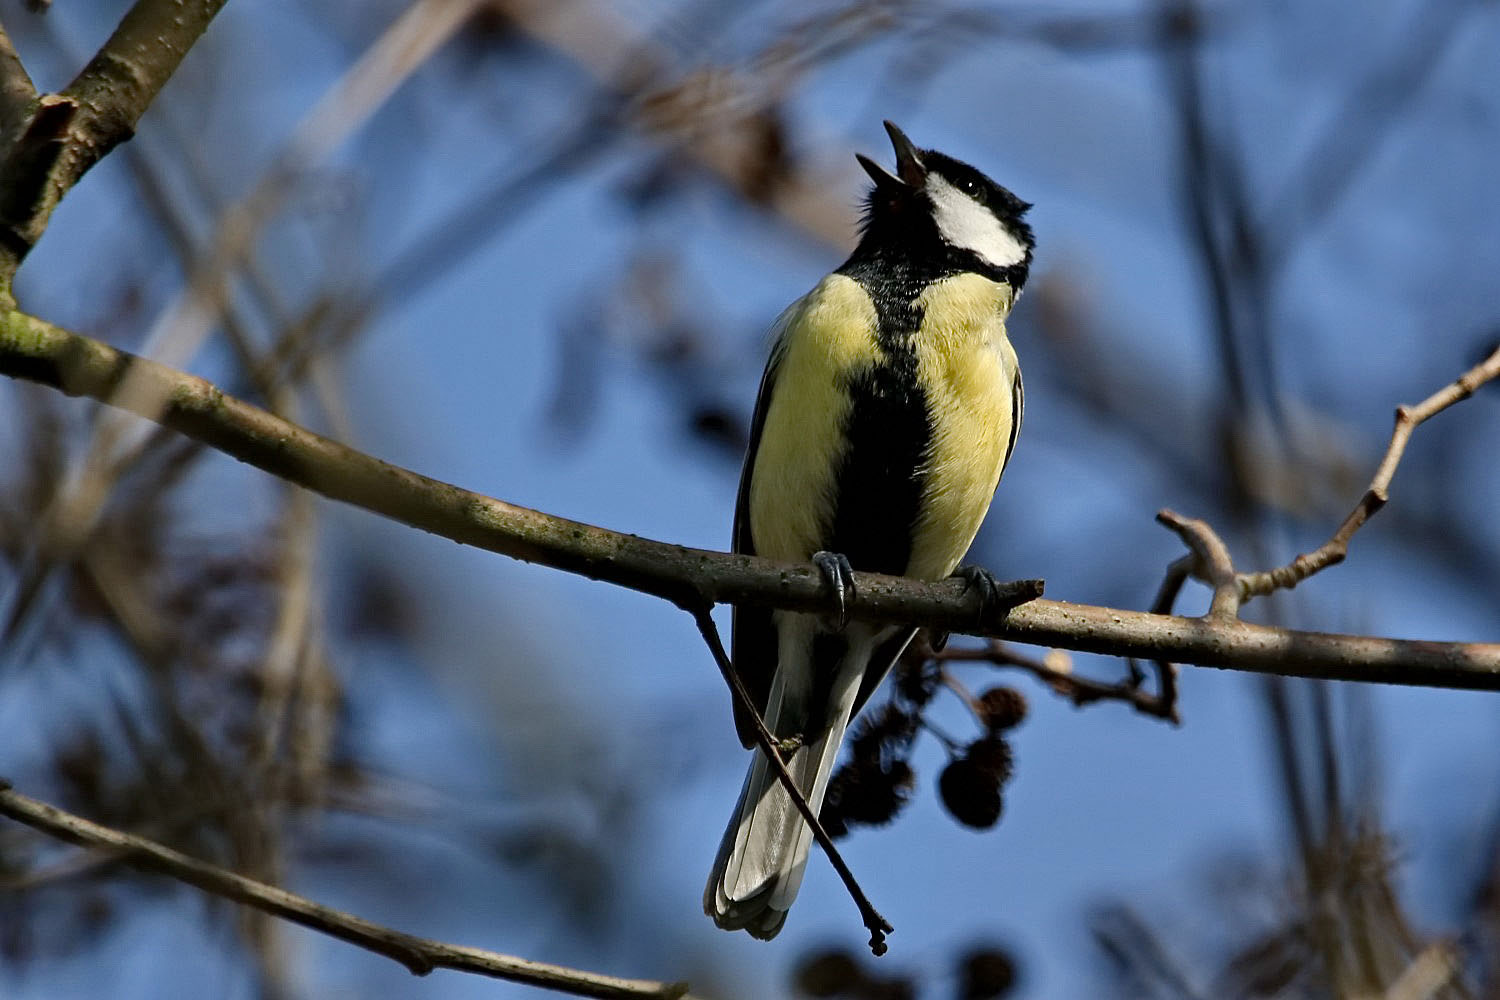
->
[927,175,1028,270]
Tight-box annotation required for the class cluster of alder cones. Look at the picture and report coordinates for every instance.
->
[821,635,1028,837]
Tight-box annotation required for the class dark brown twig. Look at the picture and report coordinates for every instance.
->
[689,606,892,955]
[940,641,1179,724]
[0,782,689,999]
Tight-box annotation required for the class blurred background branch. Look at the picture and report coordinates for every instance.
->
[0,782,691,1000]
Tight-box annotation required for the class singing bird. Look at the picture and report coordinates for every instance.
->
[705,122,1034,938]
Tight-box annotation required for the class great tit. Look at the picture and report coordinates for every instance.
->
[704,121,1034,938]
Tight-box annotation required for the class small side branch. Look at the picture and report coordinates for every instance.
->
[1237,343,1500,602]
[940,641,1180,724]
[689,607,893,955]
[1148,345,1500,632]
[0,782,688,1000]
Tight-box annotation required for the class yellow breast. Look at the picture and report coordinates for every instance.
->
[906,273,1020,580]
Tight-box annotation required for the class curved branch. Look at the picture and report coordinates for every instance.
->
[0,782,688,1000]
[2,308,1498,688]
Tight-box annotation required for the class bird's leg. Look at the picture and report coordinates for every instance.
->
[811,550,856,631]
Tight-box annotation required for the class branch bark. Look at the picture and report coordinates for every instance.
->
[0,0,228,287]
[3,309,1497,688]
[0,782,689,1000]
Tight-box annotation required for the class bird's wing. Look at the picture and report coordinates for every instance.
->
[729,316,792,749]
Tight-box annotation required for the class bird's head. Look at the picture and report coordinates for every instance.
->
[855,121,1034,287]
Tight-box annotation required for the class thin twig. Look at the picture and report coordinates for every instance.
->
[940,641,1179,724]
[1126,553,1192,721]
[0,782,689,999]
[3,311,1499,688]
[688,606,892,955]
[1381,942,1461,1000]
[1237,344,1500,601]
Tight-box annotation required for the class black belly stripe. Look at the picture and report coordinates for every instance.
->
[827,350,927,576]
[826,258,934,577]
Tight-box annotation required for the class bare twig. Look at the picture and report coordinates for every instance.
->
[1157,509,1240,618]
[688,606,892,955]
[940,641,1179,724]
[1237,344,1500,602]
[0,782,689,999]
[1143,343,1500,684]
[1127,553,1192,720]
[3,311,1499,687]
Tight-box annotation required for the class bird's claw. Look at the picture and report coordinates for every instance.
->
[811,550,856,631]
[953,565,1002,624]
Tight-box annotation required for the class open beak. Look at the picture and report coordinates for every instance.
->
[856,119,926,191]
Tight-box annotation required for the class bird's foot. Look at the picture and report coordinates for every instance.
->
[776,734,804,756]
[952,565,1003,625]
[811,550,856,631]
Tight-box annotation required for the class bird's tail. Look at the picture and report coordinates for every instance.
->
[704,647,863,939]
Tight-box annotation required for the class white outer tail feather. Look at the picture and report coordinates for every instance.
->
[704,633,868,939]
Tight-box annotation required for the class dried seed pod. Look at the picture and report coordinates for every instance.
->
[975,686,1028,731]
[938,757,1003,829]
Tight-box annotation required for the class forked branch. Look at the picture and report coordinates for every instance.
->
[1236,344,1500,601]
[1152,343,1500,617]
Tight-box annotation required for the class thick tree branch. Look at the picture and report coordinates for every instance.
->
[0,782,688,999]
[2,309,1499,687]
